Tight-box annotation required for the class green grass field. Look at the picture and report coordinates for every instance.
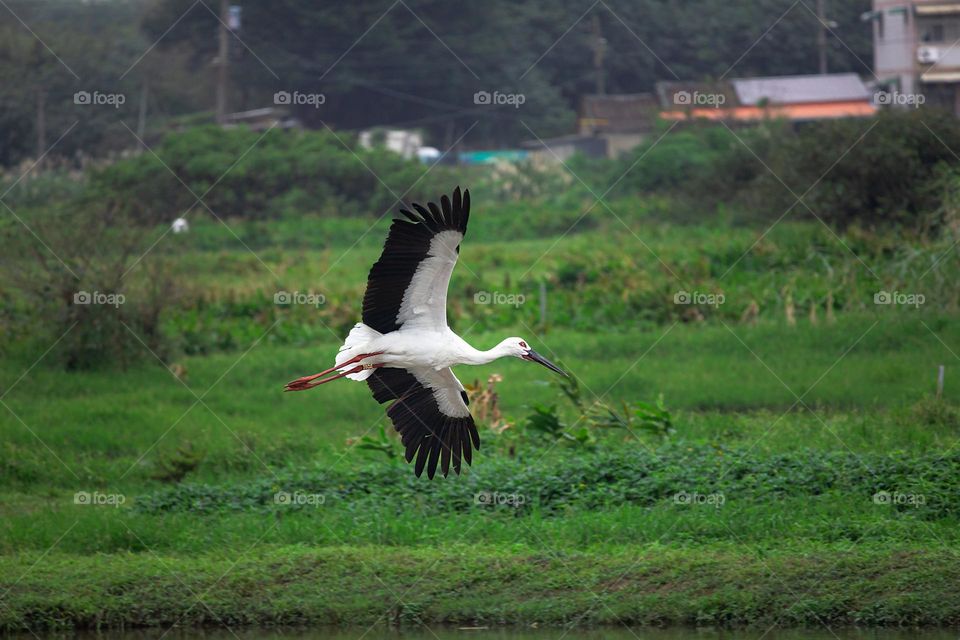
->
[2,315,958,489]
[2,210,960,630]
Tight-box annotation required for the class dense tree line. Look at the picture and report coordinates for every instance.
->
[1,0,871,167]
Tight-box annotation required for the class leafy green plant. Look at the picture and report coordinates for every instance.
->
[583,396,673,439]
[909,396,960,429]
[347,424,397,461]
[135,444,960,521]
[633,394,674,437]
[151,441,205,483]
[524,404,565,439]
[557,374,585,412]
[551,375,673,440]
[523,404,596,447]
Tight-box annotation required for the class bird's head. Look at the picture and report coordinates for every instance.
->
[499,337,568,377]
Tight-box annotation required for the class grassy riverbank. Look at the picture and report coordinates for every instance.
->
[3,545,959,630]
[3,432,960,630]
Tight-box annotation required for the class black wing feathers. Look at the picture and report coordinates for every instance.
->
[366,367,480,480]
[361,187,470,334]
[367,366,420,404]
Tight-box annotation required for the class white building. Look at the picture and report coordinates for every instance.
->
[358,128,424,159]
[871,0,960,113]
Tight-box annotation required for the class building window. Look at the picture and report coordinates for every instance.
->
[878,12,884,39]
[922,23,945,42]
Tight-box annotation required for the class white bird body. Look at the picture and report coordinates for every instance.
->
[286,187,566,479]
[340,327,522,373]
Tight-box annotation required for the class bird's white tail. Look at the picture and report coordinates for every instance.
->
[336,323,382,380]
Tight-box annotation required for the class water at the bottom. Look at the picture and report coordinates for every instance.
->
[20,627,958,640]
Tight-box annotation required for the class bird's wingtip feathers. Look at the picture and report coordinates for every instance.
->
[394,187,470,234]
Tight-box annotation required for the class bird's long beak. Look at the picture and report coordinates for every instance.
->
[524,349,568,377]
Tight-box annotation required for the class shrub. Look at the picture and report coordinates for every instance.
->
[754,109,960,230]
[88,126,458,221]
[580,121,768,209]
[591,111,960,232]
[134,444,960,520]
[0,201,178,369]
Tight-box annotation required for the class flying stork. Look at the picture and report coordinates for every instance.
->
[284,187,567,479]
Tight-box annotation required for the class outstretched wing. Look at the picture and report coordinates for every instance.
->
[362,187,470,334]
[366,365,480,479]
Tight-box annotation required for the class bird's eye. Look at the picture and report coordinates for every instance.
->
[519,341,527,349]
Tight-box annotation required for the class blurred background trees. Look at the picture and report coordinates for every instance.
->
[0,0,872,166]
[6,0,960,372]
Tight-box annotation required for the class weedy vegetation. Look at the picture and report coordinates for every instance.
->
[2,116,960,630]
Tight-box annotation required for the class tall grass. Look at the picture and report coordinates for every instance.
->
[1,316,957,491]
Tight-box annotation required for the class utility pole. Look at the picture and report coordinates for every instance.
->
[816,0,828,74]
[137,79,149,139]
[33,40,46,168]
[36,88,46,167]
[215,0,230,124]
[591,14,607,95]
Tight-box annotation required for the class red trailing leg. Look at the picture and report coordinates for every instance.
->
[284,354,384,392]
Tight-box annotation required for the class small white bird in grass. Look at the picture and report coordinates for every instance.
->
[285,187,567,479]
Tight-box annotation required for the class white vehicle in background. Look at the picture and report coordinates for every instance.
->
[416,146,441,164]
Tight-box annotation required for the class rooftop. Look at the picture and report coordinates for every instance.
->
[732,72,872,105]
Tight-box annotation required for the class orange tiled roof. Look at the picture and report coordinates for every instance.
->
[659,100,877,122]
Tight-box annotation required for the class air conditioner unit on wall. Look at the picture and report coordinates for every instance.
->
[918,46,941,63]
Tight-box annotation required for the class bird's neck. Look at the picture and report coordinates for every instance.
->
[462,342,511,365]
